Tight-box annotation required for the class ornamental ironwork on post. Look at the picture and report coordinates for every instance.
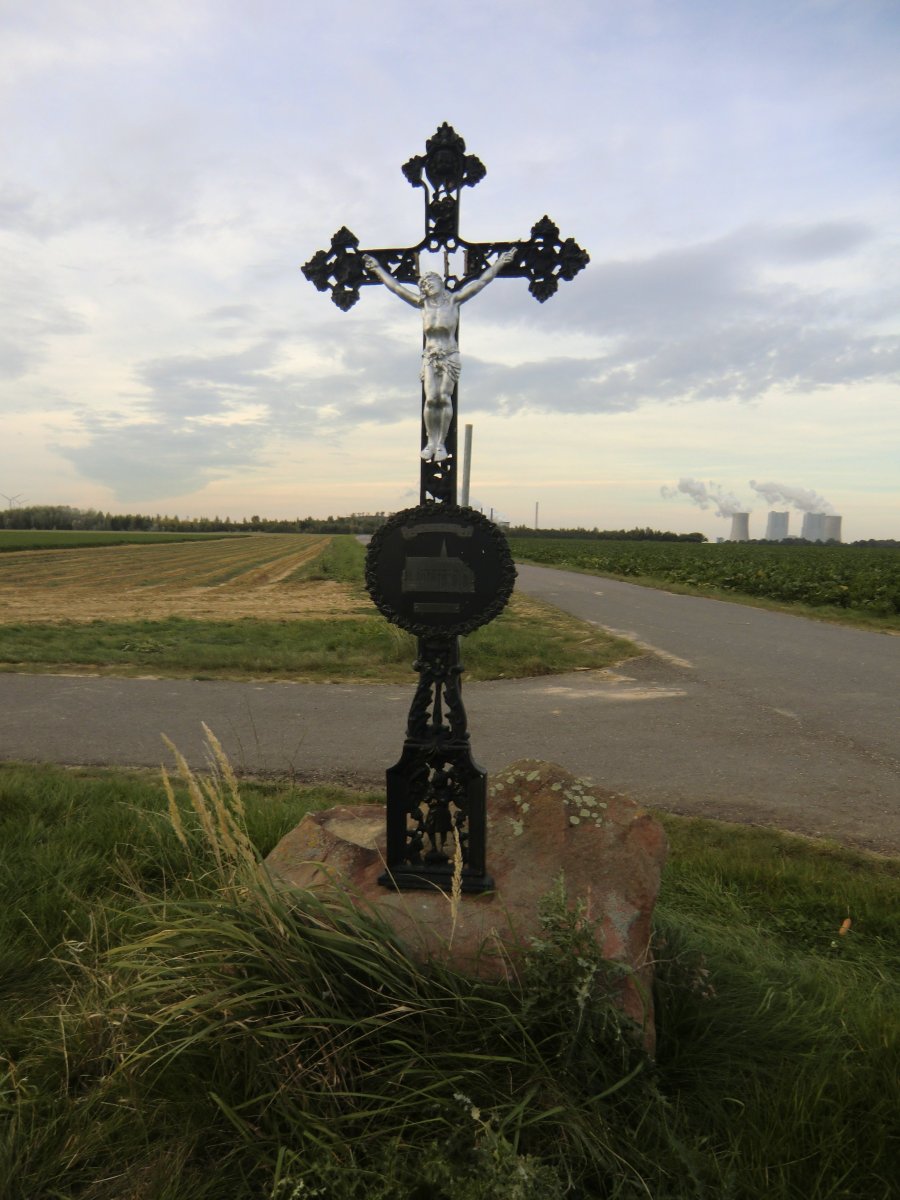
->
[303,126,588,892]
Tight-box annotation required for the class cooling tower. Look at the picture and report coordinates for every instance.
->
[765,511,789,541]
[822,515,842,542]
[728,513,750,541]
[801,512,827,542]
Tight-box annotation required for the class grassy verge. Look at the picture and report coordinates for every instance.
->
[0,599,635,682]
[1,755,896,1199]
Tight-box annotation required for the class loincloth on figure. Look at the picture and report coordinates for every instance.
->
[420,348,461,387]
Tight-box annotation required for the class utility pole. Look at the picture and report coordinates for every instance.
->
[461,423,473,507]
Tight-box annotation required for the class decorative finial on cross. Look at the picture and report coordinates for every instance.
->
[400,122,486,249]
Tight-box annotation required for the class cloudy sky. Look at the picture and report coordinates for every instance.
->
[2,0,898,539]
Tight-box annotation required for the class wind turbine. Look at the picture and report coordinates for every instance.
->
[1,493,24,509]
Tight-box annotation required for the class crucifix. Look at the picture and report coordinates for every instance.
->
[302,125,588,893]
[302,122,589,505]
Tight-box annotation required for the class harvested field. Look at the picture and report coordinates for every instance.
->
[0,534,361,624]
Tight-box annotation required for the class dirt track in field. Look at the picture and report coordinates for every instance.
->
[0,535,364,624]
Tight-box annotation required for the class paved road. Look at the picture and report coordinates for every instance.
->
[1,565,898,853]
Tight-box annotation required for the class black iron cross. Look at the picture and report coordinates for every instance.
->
[302,123,589,504]
[302,127,588,895]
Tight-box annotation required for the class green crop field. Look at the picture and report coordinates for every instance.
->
[510,537,900,621]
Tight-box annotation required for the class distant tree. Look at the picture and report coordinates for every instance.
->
[508,525,707,543]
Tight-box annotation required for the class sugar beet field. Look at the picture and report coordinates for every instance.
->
[510,537,900,621]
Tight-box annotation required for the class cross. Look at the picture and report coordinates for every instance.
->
[302,127,589,895]
[302,123,589,504]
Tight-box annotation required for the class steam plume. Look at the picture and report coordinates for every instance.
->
[748,480,833,514]
[661,477,746,518]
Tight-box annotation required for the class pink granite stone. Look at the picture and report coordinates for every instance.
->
[264,760,667,1050]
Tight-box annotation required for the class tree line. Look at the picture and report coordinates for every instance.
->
[509,525,708,542]
[0,506,391,535]
[5,506,893,546]
[1,507,709,541]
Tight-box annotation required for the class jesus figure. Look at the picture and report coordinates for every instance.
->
[362,249,516,463]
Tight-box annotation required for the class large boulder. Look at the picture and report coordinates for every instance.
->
[264,760,667,1050]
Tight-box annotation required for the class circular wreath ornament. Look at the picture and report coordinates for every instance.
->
[365,504,516,638]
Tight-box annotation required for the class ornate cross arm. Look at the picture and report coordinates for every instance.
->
[454,216,590,302]
[302,214,589,310]
[301,227,420,312]
[301,126,588,310]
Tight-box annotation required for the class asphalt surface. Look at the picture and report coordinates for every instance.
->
[1,564,898,853]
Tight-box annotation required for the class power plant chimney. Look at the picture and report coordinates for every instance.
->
[765,511,789,541]
[822,515,842,543]
[729,513,750,542]
[801,512,827,542]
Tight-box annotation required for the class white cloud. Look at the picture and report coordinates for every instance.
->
[1,0,898,535]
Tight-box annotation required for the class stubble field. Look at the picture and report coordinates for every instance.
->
[0,534,633,680]
[0,533,353,624]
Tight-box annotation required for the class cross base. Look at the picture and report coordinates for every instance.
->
[377,866,494,894]
[378,635,491,894]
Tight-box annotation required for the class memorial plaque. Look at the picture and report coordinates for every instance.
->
[365,504,516,639]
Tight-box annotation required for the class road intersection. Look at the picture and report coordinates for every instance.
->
[2,564,897,854]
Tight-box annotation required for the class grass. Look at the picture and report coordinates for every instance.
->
[1,752,896,1199]
[0,602,636,682]
[282,534,368,584]
[0,616,416,680]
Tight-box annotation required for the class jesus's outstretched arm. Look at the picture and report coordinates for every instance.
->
[362,255,422,308]
[454,247,517,304]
